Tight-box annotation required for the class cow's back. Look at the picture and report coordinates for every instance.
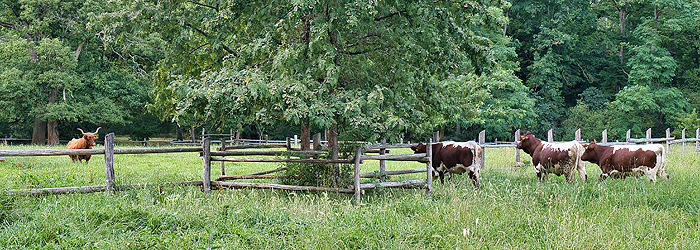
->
[610,145,660,171]
[67,138,80,149]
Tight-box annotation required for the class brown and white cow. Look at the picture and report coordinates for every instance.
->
[411,141,483,188]
[67,127,100,163]
[516,131,587,182]
[581,142,668,182]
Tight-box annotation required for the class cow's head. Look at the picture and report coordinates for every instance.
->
[516,131,537,152]
[411,143,427,153]
[78,127,101,146]
[581,141,598,162]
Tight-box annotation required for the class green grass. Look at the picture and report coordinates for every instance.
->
[1,144,699,249]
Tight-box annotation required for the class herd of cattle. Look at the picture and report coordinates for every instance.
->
[412,131,670,188]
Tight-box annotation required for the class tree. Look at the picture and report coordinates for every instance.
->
[1,0,154,144]
[100,1,518,148]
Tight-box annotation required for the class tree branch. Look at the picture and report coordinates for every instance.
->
[188,1,218,11]
[338,47,381,55]
[74,40,86,61]
[356,32,379,39]
[374,10,407,21]
[185,23,237,56]
[0,20,21,31]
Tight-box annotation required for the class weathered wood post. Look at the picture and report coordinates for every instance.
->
[514,129,522,166]
[353,146,362,205]
[264,134,269,143]
[190,127,196,143]
[646,128,652,144]
[234,131,240,145]
[666,128,671,154]
[220,136,227,175]
[696,128,699,152]
[202,136,212,194]
[479,130,486,169]
[682,128,686,153]
[575,128,581,142]
[379,138,386,182]
[433,131,440,143]
[602,129,608,143]
[104,133,116,194]
[313,133,322,151]
[426,139,433,197]
[547,129,553,142]
[626,129,631,143]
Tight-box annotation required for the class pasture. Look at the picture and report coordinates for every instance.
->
[1,143,699,249]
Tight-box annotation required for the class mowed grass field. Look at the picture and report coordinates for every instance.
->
[1,143,699,249]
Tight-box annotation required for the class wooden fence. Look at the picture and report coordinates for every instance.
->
[201,133,433,204]
[3,127,699,203]
[1,132,436,205]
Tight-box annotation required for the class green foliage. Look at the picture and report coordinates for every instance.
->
[279,162,353,188]
[0,0,157,140]
[98,0,518,141]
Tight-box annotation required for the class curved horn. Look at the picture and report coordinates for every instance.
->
[94,127,101,134]
[77,128,86,135]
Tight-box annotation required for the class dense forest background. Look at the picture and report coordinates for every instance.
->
[1,0,699,144]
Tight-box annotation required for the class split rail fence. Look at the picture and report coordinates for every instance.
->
[1,132,438,205]
[3,127,700,204]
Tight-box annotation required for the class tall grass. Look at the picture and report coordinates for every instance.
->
[1,144,698,249]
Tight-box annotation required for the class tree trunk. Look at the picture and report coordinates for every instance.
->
[176,124,183,141]
[46,87,60,145]
[32,118,47,144]
[47,121,60,145]
[328,122,340,181]
[300,121,311,151]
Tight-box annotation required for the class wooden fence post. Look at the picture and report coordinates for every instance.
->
[379,138,386,182]
[220,137,227,176]
[666,128,671,154]
[104,133,116,194]
[626,129,631,143]
[646,128,652,144]
[547,129,553,142]
[354,146,362,205]
[514,129,521,166]
[479,130,486,169]
[433,131,440,143]
[234,131,240,145]
[696,128,699,152]
[202,137,211,194]
[682,129,686,153]
[602,129,608,143]
[575,128,581,142]
[426,139,433,197]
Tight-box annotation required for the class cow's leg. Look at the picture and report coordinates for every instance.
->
[657,168,670,180]
[564,167,574,183]
[468,171,480,189]
[578,160,588,182]
[439,172,445,184]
